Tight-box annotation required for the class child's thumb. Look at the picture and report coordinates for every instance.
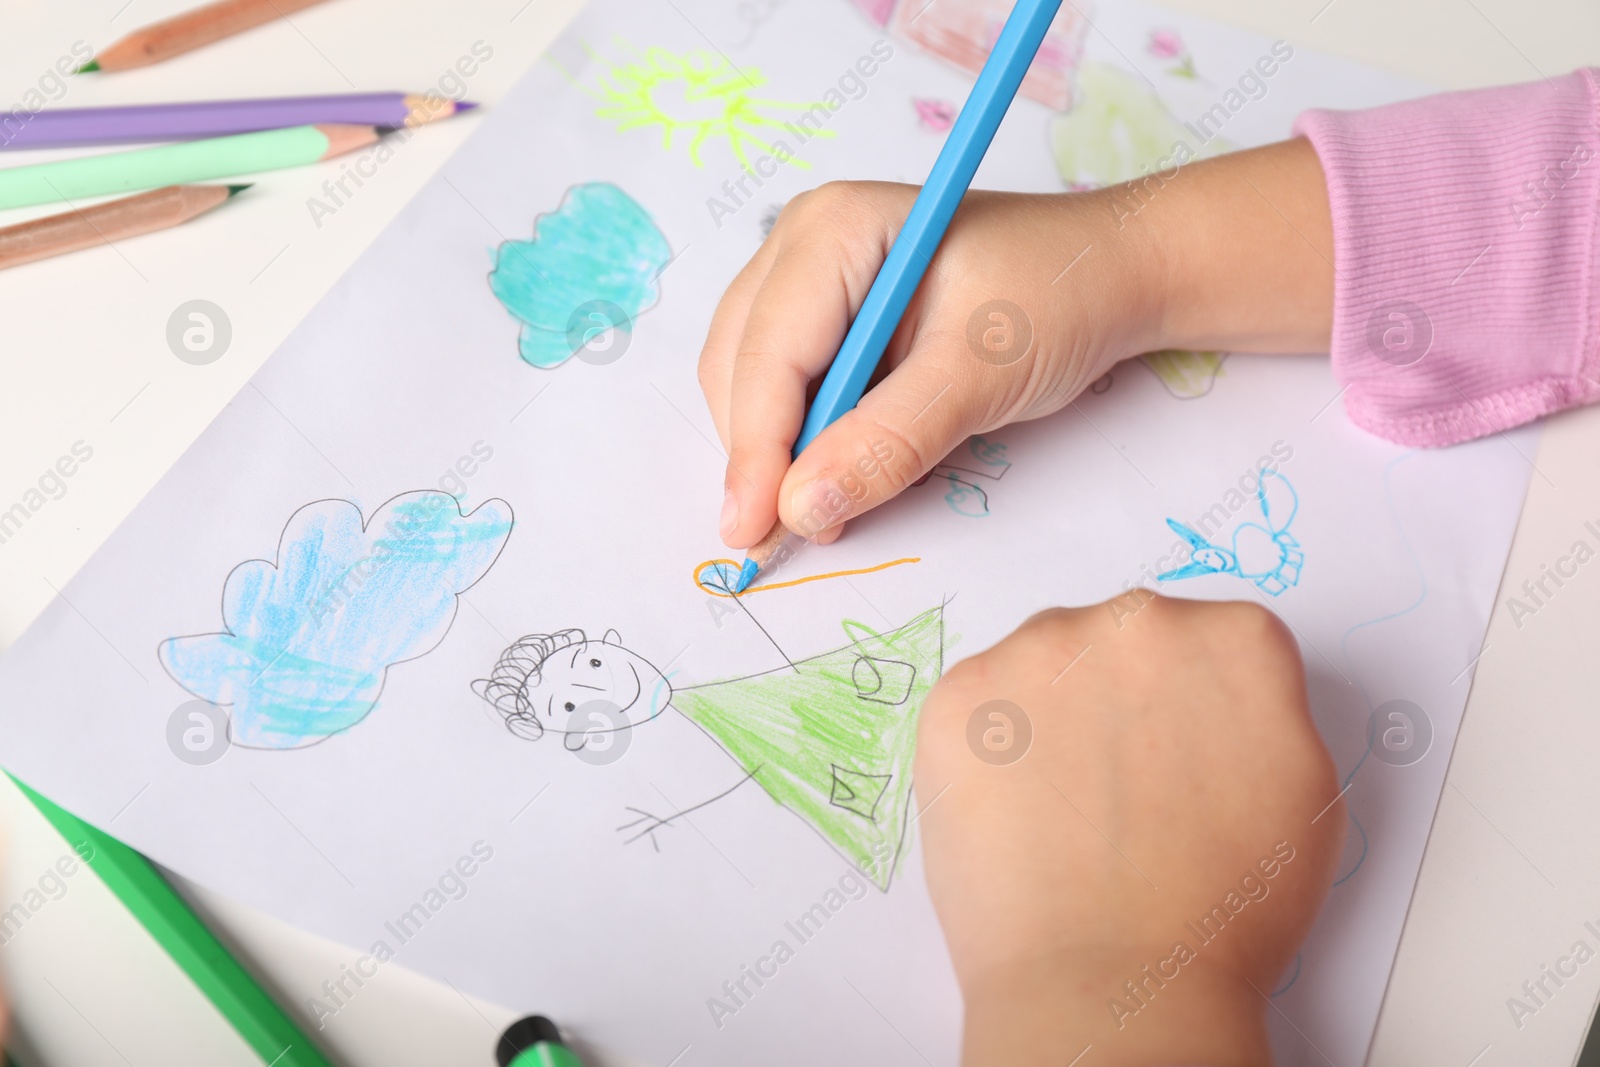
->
[777,354,987,537]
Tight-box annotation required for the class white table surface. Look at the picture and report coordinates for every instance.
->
[1,0,1597,1064]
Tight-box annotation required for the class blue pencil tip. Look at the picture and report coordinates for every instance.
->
[733,558,760,594]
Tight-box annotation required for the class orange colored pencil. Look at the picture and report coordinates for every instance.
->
[0,184,248,270]
[80,0,335,72]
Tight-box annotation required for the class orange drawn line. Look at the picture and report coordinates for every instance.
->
[693,556,922,598]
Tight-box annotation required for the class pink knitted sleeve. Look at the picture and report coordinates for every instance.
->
[1293,69,1600,446]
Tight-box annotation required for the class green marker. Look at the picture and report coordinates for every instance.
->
[0,123,382,211]
[498,1016,586,1067]
[10,774,336,1067]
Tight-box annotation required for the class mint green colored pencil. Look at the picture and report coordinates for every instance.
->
[9,774,336,1067]
[0,123,379,211]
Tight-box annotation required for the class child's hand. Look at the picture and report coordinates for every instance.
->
[915,595,1343,1066]
[698,140,1333,548]
[698,179,1163,548]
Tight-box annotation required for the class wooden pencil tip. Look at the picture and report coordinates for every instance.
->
[74,59,100,73]
[315,124,383,159]
[226,184,253,196]
[400,95,478,128]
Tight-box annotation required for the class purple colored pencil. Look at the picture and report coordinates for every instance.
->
[0,93,477,150]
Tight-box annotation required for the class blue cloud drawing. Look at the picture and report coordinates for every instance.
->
[160,491,514,750]
[488,182,672,368]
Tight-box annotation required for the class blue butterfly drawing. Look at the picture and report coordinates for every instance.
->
[1159,470,1303,596]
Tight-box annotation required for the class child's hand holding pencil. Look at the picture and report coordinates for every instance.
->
[700,137,1334,553]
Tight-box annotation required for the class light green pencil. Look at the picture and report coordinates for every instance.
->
[0,124,380,211]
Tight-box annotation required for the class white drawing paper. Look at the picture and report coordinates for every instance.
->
[0,1,1532,1064]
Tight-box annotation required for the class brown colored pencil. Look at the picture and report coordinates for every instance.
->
[0,184,248,271]
[79,0,335,73]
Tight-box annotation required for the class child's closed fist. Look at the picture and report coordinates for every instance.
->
[915,595,1344,1066]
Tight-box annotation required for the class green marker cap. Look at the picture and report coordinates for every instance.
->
[498,1015,585,1067]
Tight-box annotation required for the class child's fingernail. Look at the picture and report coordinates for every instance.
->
[719,489,739,540]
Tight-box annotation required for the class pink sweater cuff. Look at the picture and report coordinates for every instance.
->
[1294,70,1600,446]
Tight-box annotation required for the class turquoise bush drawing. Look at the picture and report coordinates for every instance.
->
[161,490,514,749]
[488,182,672,368]
[914,435,1013,517]
[1159,470,1303,595]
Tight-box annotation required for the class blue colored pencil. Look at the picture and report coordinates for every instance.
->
[733,0,1065,593]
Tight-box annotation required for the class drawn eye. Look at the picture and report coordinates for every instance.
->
[589,658,602,668]
[563,701,575,713]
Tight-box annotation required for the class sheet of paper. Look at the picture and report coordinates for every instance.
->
[0,1,1534,1063]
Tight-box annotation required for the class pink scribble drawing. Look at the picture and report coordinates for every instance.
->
[847,0,896,25]
[843,0,1088,110]
[1147,27,1198,79]
[1148,29,1183,58]
[913,97,957,132]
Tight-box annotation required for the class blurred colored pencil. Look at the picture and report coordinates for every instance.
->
[0,184,248,270]
[11,776,337,1067]
[732,0,1064,592]
[1,93,475,150]
[0,124,378,211]
[79,0,336,72]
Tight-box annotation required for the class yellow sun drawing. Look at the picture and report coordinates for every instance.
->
[590,46,833,170]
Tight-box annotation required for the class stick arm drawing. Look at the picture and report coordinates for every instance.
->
[615,766,762,850]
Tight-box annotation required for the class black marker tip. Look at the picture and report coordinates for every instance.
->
[497,1015,565,1066]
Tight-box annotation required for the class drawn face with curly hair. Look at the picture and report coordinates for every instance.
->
[473,628,670,750]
